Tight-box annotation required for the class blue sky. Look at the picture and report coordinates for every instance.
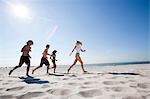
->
[0,0,149,67]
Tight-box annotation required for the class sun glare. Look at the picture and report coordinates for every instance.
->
[11,4,30,19]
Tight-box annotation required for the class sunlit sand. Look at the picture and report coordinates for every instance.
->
[0,64,150,99]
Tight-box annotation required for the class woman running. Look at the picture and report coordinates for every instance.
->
[68,41,87,73]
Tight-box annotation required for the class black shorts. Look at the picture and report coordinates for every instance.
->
[40,57,50,67]
[19,56,30,65]
[52,60,56,68]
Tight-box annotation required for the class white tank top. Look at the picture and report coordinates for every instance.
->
[75,45,81,53]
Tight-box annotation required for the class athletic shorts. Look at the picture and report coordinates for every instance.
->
[40,57,50,67]
[19,56,30,65]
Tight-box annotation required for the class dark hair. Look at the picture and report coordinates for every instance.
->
[76,41,82,45]
[27,40,33,45]
[46,44,50,48]
[52,50,57,54]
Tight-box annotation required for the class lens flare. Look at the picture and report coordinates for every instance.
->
[12,4,29,19]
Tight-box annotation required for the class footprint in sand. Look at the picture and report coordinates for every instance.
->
[77,78,84,80]
[145,94,150,99]
[80,86,92,89]
[122,96,144,99]
[78,89,102,98]
[86,77,94,79]
[129,83,137,88]
[0,88,4,90]
[107,76,118,79]
[105,86,132,93]
[41,85,50,88]
[120,81,127,84]
[6,86,24,91]
[138,90,150,95]
[86,75,99,79]
[2,83,9,85]
[67,82,81,86]
[47,88,72,96]
[50,82,57,84]
[137,83,150,89]
[62,78,70,80]
[17,92,45,99]
[84,81,98,85]
[0,95,15,99]
[128,79,136,82]
[8,80,13,82]
[103,81,121,85]
[111,87,128,92]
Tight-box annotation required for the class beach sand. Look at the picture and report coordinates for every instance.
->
[0,64,150,99]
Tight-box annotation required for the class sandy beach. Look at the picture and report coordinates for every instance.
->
[0,64,150,99]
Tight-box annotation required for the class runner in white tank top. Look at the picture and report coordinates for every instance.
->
[68,41,87,73]
[75,44,81,54]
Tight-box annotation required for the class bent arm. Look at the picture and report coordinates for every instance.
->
[45,49,50,55]
[81,48,86,52]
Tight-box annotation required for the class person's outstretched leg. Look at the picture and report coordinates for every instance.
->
[9,65,22,75]
[32,66,42,74]
[67,59,77,73]
[9,59,24,76]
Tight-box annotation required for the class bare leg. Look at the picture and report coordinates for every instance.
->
[68,59,77,73]
[32,66,42,74]
[49,60,55,70]
[48,66,56,73]
[54,68,56,73]
[78,56,87,73]
[79,60,87,73]
[9,60,24,76]
[47,65,50,74]
[9,66,22,75]
[26,63,31,76]
[53,61,56,73]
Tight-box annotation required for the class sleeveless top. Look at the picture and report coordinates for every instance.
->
[75,45,81,54]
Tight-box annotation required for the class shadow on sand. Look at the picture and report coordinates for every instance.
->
[19,76,49,84]
[108,72,140,75]
[49,73,64,76]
